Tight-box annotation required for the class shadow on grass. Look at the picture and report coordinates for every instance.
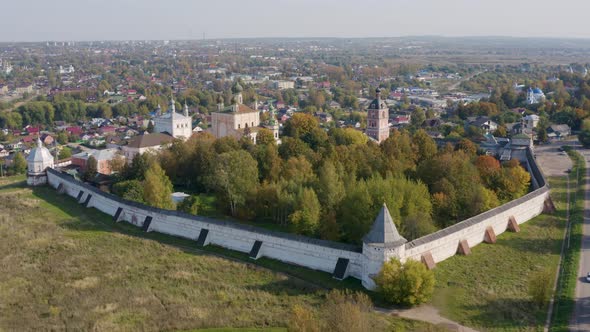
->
[245,278,323,297]
[0,179,26,191]
[30,186,372,301]
[496,236,563,255]
[550,296,590,332]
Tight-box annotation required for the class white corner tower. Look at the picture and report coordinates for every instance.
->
[26,137,54,186]
[361,203,407,289]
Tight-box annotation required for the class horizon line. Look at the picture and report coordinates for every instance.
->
[3,34,590,44]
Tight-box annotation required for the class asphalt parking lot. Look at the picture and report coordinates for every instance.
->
[534,138,577,176]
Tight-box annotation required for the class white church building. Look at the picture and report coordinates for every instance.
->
[153,97,193,140]
[526,88,545,105]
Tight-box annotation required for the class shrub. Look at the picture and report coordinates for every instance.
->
[374,258,435,306]
[580,129,590,148]
[288,304,319,332]
[288,290,374,332]
[177,195,200,215]
[528,268,554,307]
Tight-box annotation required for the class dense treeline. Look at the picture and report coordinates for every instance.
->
[114,113,530,245]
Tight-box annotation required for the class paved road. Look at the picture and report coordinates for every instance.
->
[570,149,590,332]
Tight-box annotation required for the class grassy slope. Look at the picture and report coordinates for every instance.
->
[0,177,439,332]
[431,175,569,331]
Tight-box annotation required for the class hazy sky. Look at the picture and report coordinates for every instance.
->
[2,0,590,41]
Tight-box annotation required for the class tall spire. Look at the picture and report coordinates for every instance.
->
[269,104,277,126]
[169,95,176,113]
[363,203,406,247]
[217,94,224,112]
[183,101,189,117]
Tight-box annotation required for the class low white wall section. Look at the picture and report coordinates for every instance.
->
[404,147,551,264]
[404,187,549,263]
[47,169,363,279]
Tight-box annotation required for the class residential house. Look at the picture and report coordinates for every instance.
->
[391,115,410,126]
[315,112,333,123]
[98,126,117,135]
[547,124,571,140]
[40,134,54,146]
[422,118,443,128]
[328,101,341,109]
[15,84,34,95]
[468,116,498,133]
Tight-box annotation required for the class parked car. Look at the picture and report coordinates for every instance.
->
[586,272,590,283]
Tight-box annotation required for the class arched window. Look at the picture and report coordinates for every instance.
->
[238,124,240,129]
[252,122,254,127]
[245,123,248,128]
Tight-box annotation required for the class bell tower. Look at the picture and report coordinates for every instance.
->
[366,88,389,143]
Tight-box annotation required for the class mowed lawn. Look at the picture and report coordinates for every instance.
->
[432,176,569,331]
[0,177,441,332]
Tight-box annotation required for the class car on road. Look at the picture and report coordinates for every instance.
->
[586,272,590,283]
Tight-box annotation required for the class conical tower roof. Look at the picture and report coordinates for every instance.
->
[26,137,53,164]
[363,203,406,247]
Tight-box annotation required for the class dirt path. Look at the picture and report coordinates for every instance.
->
[377,305,479,332]
[448,71,483,91]
[1,94,37,113]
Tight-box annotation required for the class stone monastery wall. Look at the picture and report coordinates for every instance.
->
[46,168,365,279]
[45,147,551,288]
[404,148,550,264]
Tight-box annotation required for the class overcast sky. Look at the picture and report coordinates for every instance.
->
[2,0,590,41]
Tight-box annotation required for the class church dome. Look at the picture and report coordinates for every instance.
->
[27,138,53,164]
[533,88,543,94]
[368,88,386,110]
[232,82,243,93]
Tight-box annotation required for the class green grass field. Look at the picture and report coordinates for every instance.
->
[431,173,572,331]
[0,176,443,332]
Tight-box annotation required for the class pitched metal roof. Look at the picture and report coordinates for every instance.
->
[126,133,174,149]
[363,203,407,247]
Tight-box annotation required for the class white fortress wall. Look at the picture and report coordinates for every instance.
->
[45,147,550,287]
[404,147,550,264]
[46,169,363,279]
[403,187,549,263]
